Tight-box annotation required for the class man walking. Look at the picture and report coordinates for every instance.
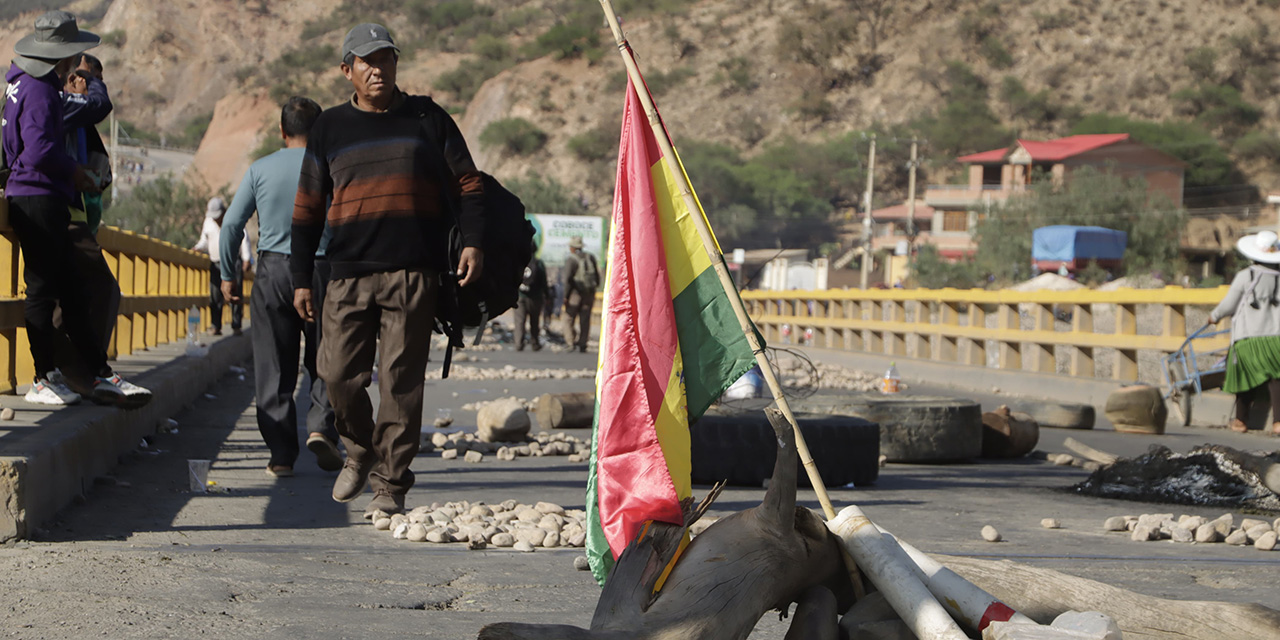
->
[514,240,548,351]
[562,235,599,353]
[3,11,143,406]
[290,23,485,516]
[194,197,250,335]
[221,96,341,478]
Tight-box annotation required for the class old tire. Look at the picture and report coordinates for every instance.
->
[690,414,880,488]
[796,395,983,463]
[1022,402,1096,430]
[1104,384,1168,434]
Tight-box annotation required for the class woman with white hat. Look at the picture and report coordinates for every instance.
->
[1207,230,1280,434]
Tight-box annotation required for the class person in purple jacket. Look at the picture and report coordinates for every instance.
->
[3,11,140,406]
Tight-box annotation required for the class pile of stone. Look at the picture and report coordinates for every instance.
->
[1102,512,1279,550]
[369,500,589,551]
[815,363,885,393]
[423,430,591,463]
[426,364,595,381]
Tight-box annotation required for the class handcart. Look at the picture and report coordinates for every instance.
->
[1161,324,1231,426]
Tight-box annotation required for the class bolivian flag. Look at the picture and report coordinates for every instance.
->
[585,76,759,584]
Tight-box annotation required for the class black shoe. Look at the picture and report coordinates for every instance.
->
[532,342,542,352]
[578,346,588,353]
[211,327,223,336]
[516,344,525,351]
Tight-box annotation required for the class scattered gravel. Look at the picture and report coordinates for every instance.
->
[427,365,595,381]
[1102,511,1277,550]
[369,499,590,550]
[422,430,590,462]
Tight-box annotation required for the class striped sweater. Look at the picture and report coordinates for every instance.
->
[290,91,484,286]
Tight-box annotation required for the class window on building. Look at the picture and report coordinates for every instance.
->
[942,211,968,232]
[982,165,1001,186]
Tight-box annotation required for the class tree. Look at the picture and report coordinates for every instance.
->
[847,0,893,52]
[972,166,1186,284]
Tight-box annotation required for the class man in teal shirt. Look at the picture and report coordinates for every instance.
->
[220,96,340,477]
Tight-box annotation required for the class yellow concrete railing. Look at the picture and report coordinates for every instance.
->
[0,224,247,393]
[741,287,1233,383]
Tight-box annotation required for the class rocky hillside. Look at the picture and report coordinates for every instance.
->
[4,0,1280,239]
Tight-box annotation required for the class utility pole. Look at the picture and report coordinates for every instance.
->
[906,139,919,250]
[859,134,876,289]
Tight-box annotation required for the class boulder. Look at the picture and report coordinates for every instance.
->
[477,398,532,442]
[981,406,1040,458]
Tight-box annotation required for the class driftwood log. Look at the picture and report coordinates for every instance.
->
[534,392,596,430]
[478,408,854,639]
[980,406,1039,458]
[943,556,1280,640]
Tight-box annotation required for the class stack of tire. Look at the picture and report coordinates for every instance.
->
[689,413,880,488]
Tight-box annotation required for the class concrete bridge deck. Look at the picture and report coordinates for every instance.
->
[0,334,1277,638]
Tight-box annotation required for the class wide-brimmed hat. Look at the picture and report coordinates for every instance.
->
[13,11,99,77]
[1237,230,1280,264]
[569,235,584,249]
[206,197,225,219]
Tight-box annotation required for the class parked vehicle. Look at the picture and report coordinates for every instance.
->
[1032,225,1127,274]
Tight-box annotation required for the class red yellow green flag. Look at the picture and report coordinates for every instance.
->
[585,76,759,584]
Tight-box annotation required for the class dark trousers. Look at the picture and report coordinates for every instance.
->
[210,261,243,331]
[8,195,107,380]
[250,253,337,468]
[1235,378,1280,425]
[52,222,122,385]
[564,288,595,350]
[319,268,436,495]
[514,295,544,348]
[303,259,336,437]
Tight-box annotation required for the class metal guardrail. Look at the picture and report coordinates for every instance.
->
[741,287,1232,382]
[0,220,246,394]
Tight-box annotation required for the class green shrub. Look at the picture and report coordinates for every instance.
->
[472,34,511,61]
[1232,130,1280,161]
[106,175,209,247]
[979,37,1013,69]
[647,66,695,97]
[407,0,492,28]
[100,30,126,47]
[1173,83,1264,139]
[1000,76,1074,126]
[504,173,589,215]
[1031,9,1075,31]
[526,22,600,60]
[910,244,981,289]
[435,57,512,102]
[791,92,834,122]
[958,3,1002,43]
[716,57,756,94]
[568,125,618,163]
[480,118,548,155]
[173,112,214,149]
[1185,46,1219,82]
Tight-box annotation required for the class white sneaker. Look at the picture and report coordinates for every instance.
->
[24,377,81,406]
[100,373,152,409]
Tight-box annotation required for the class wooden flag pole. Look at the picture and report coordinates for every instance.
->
[597,0,837,521]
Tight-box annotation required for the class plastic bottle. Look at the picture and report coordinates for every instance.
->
[781,323,792,344]
[881,362,901,394]
[187,305,200,344]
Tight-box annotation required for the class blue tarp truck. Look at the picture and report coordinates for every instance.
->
[1032,225,1127,273]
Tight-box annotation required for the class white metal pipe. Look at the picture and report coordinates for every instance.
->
[827,506,968,640]
[876,526,1036,632]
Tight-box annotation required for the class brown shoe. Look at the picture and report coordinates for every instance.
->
[363,490,404,518]
[306,433,342,472]
[332,459,372,503]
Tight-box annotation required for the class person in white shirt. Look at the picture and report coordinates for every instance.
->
[193,197,250,335]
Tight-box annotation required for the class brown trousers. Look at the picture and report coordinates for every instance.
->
[564,288,595,350]
[319,268,437,496]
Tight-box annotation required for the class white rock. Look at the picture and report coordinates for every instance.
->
[878,454,888,468]
[374,517,392,531]
[1049,453,1075,466]
[468,534,487,550]
[513,540,535,552]
[568,532,587,547]
[1255,531,1277,551]
[535,502,565,515]
[407,524,428,542]
[431,432,450,447]
[1050,610,1123,639]
[981,525,1002,542]
[0,407,14,421]
[476,398,532,442]
[1180,515,1206,531]
[392,522,410,539]
[518,508,543,523]
[426,529,449,543]
[1211,514,1233,537]
[1041,519,1061,529]
[573,555,591,571]
[1170,526,1194,543]
[1241,518,1268,531]
[517,528,548,547]
[543,530,561,548]
[464,450,484,463]
[1246,524,1272,543]
[1102,516,1127,532]
[1136,514,1172,531]
[470,504,494,518]
[502,500,519,511]
[441,449,459,460]
[1130,525,1157,541]
[1225,529,1249,545]
[1194,523,1221,543]
[492,532,516,548]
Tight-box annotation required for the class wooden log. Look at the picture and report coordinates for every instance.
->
[942,556,1280,640]
[534,392,596,430]
[980,406,1039,459]
[478,408,855,640]
[1062,437,1118,465]
[1197,444,1280,495]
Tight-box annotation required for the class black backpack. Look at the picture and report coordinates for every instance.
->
[414,99,535,377]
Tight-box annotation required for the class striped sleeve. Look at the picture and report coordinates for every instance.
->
[435,106,485,249]
[290,122,332,287]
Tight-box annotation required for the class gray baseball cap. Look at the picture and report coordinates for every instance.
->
[342,23,399,63]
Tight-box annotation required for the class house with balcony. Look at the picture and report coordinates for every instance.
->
[920,133,1186,261]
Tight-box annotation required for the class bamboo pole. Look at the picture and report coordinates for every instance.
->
[596,0,837,520]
